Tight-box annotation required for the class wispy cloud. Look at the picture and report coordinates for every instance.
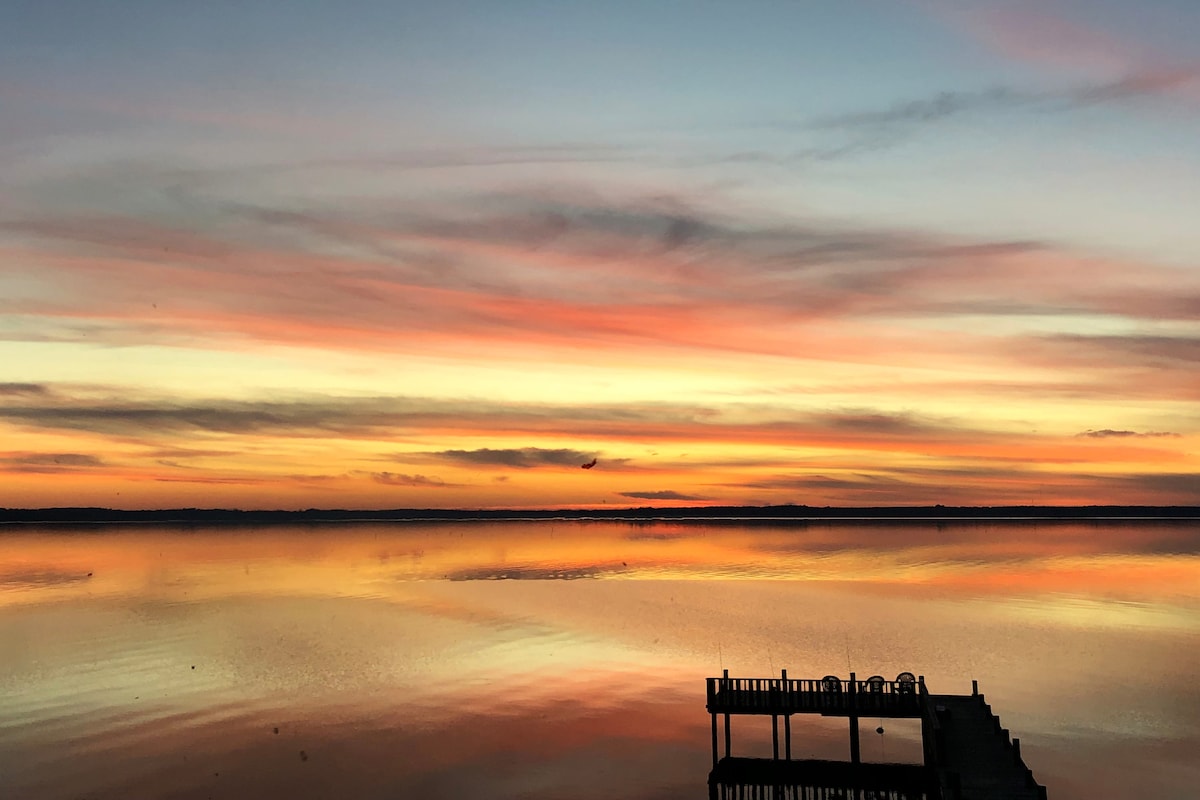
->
[815,87,1029,130]
[1,388,1190,475]
[0,383,49,396]
[1068,68,1200,105]
[780,3,1200,164]
[936,3,1171,77]
[152,475,271,485]
[0,388,957,449]
[617,490,709,502]
[925,2,1200,104]
[805,69,1200,158]
[6,177,1197,375]
[0,382,1191,507]
[1077,429,1181,439]
[1021,335,1200,369]
[428,448,596,469]
[370,472,455,488]
[0,452,106,473]
[728,462,1200,506]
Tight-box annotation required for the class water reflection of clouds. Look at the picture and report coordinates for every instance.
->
[738,521,1200,559]
[3,522,1198,605]
[0,568,90,589]
[446,564,618,581]
[2,522,1198,799]
[622,522,710,541]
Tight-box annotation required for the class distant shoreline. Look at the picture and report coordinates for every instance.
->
[2,505,1198,524]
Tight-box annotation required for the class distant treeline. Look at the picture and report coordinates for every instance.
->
[1,505,1198,524]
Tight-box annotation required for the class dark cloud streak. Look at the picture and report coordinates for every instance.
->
[617,490,709,501]
[0,452,106,473]
[800,69,1200,161]
[0,383,49,396]
[429,448,596,469]
[816,87,1027,129]
[1077,429,1181,439]
[370,472,454,487]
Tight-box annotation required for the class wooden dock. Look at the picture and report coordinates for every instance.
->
[706,671,1047,800]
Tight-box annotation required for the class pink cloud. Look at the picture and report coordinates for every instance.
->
[4,192,1198,407]
[928,2,1200,101]
[961,5,1144,75]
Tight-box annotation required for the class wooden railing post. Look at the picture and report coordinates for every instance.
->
[721,669,731,758]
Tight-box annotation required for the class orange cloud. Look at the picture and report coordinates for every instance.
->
[3,183,1197,509]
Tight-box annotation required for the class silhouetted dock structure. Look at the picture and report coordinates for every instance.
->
[706,671,1046,799]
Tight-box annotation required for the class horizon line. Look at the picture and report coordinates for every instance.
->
[2,503,1198,524]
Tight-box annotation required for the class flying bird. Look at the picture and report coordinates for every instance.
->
[581,458,597,469]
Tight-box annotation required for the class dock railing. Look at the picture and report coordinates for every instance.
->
[706,671,923,717]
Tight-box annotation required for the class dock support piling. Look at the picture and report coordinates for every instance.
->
[772,715,779,760]
[711,712,718,767]
[848,672,861,764]
[721,669,731,759]
[850,716,860,763]
[780,668,790,761]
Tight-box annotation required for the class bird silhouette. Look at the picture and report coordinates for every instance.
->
[581,458,597,469]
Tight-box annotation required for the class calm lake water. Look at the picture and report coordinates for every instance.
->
[1,520,1197,799]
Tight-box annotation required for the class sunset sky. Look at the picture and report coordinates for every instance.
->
[2,0,1198,509]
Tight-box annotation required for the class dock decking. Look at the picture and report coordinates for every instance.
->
[706,671,1047,800]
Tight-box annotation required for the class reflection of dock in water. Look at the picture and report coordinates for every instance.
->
[706,671,1047,799]
[711,757,938,799]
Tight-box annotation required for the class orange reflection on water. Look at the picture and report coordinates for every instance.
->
[3,520,1196,605]
[2,520,1198,800]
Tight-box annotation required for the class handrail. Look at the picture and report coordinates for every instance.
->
[707,675,922,697]
[706,674,926,718]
